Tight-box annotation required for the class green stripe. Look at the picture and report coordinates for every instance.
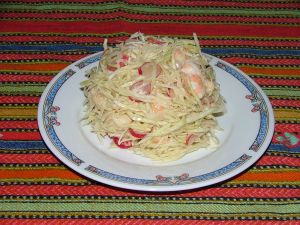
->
[2,0,299,4]
[0,180,298,188]
[0,165,64,169]
[1,32,299,41]
[1,3,299,16]
[1,201,299,214]
[250,167,299,172]
[0,164,297,172]
[0,85,46,94]
[263,88,300,97]
[1,0,300,3]
[2,197,299,204]
[0,43,298,51]
[1,162,298,170]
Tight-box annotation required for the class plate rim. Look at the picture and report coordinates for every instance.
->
[37,52,275,192]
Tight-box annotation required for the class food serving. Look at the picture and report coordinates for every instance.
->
[81,32,226,161]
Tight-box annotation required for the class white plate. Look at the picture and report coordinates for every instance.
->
[38,52,274,192]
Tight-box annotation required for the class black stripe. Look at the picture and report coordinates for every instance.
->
[0,103,39,107]
[1,181,299,188]
[1,16,299,26]
[1,195,299,201]
[0,32,299,42]
[0,149,49,154]
[0,1,299,10]
[2,212,299,220]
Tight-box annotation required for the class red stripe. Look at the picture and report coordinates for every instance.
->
[1,35,299,48]
[9,0,112,3]
[1,21,299,38]
[0,74,53,82]
[0,54,85,62]
[2,12,300,24]
[224,57,300,65]
[256,155,300,167]
[254,78,300,86]
[275,123,300,133]
[0,34,106,44]
[4,0,122,3]
[203,39,300,47]
[2,219,297,225]
[1,153,299,167]
[127,0,300,8]
[1,185,299,198]
[271,99,300,108]
[0,121,38,129]
[0,219,296,225]
[0,132,41,140]
[4,0,299,8]
[0,96,40,104]
[0,154,59,164]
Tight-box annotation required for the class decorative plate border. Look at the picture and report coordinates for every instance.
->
[215,61,269,152]
[42,69,84,166]
[85,154,251,185]
[40,52,272,188]
[75,53,101,69]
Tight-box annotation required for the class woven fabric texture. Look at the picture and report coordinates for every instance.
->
[0,0,300,224]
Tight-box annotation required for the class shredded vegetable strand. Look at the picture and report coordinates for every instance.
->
[81,32,226,162]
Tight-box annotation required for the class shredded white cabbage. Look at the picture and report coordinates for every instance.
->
[81,32,226,161]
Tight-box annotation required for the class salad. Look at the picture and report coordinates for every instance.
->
[81,32,226,161]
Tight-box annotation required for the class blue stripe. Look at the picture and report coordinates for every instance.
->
[0,44,103,52]
[0,141,47,150]
[0,44,299,56]
[203,48,300,56]
[268,143,300,153]
[1,141,298,153]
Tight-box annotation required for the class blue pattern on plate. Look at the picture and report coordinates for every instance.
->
[42,54,270,186]
[75,53,102,69]
[85,154,251,185]
[215,61,269,152]
[43,69,84,166]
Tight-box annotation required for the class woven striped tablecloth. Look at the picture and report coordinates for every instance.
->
[0,1,300,224]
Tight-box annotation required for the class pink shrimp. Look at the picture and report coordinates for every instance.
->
[181,61,206,98]
[173,49,188,69]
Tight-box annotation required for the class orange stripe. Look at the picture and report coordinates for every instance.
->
[2,170,299,182]
[239,66,300,76]
[0,169,82,180]
[0,63,68,71]
[235,171,300,182]
[274,110,300,119]
[0,108,37,117]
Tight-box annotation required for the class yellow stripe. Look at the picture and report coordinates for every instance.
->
[0,108,37,117]
[274,109,300,120]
